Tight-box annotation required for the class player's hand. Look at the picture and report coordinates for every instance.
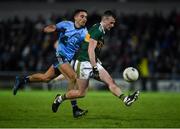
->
[91,66,100,80]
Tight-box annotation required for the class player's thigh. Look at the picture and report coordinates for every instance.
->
[99,67,113,85]
[44,65,56,79]
[59,63,77,80]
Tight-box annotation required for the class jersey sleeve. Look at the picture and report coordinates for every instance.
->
[82,28,88,40]
[56,21,66,30]
[89,29,102,41]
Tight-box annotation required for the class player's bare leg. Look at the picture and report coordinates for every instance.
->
[52,63,89,115]
[13,65,56,95]
[55,63,89,99]
[28,65,56,82]
[52,78,89,113]
[98,67,140,106]
[99,67,123,96]
[58,63,77,88]
[71,79,89,117]
[65,80,88,99]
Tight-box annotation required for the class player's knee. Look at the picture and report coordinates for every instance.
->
[78,91,86,98]
[69,74,77,83]
[69,74,77,80]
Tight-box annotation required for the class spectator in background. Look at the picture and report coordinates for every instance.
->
[138,55,150,91]
[0,10,180,82]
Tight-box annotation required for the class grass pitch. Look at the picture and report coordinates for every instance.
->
[0,90,180,128]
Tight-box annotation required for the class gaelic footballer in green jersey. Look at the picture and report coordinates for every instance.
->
[52,11,140,114]
[76,23,105,62]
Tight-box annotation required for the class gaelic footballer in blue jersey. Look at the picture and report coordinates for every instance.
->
[13,9,88,118]
[55,21,87,61]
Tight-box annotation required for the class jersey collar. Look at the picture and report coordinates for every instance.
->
[100,22,105,34]
[74,23,85,29]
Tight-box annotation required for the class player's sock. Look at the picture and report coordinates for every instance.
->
[56,94,67,103]
[61,94,67,101]
[119,94,126,101]
[71,100,77,108]
[72,103,88,118]
[24,76,30,84]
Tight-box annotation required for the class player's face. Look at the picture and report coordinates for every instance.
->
[74,11,88,27]
[104,16,115,31]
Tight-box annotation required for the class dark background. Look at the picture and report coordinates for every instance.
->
[0,0,180,91]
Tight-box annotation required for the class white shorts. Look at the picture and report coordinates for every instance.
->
[71,60,104,79]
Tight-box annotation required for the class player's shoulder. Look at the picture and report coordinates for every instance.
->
[82,27,88,33]
[79,27,88,38]
[98,24,105,34]
[91,23,100,29]
[56,20,73,29]
[91,23,102,31]
[89,23,104,34]
[60,20,74,26]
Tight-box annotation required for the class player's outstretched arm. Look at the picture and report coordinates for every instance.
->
[43,24,56,33]
[88,38,98,67]
[88,38,99,79]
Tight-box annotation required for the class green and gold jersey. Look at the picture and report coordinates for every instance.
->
[76,23,105,61]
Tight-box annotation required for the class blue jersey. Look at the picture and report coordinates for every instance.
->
[56,21,88,61]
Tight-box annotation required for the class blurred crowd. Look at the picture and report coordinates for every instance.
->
[0,10,180,79]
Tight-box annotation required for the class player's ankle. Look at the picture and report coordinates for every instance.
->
[119,94,125,101]
[61,94,67,101]
[24,76,30,84]
[73,105,78,110]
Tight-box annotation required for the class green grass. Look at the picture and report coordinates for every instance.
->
[0,90,180,128]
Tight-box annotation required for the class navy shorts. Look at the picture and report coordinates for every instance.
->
[52,55,70,73]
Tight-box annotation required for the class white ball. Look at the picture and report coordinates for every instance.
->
[123,67,139,82]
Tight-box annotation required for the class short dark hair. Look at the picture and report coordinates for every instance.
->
[102,10,116,19]
[73,9,88,17]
